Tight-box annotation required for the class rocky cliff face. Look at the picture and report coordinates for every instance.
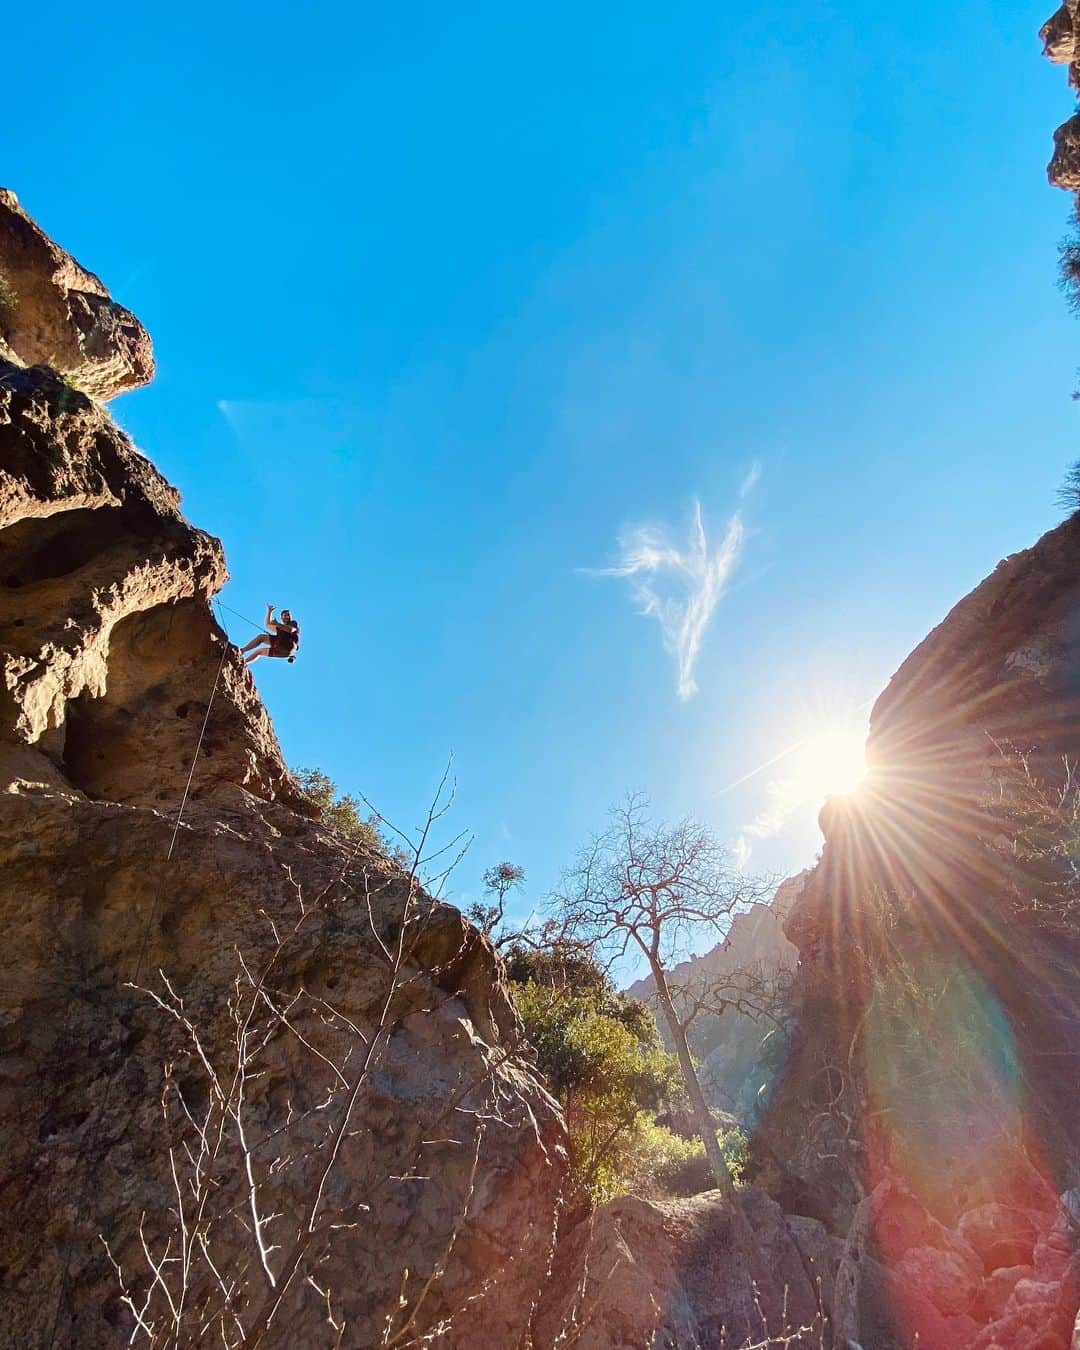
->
[1042,2,1080,195]
[0,196,568,1348]
[737,31,1080,1345]
[625,874,804,1121]
[751,360,1080,1343]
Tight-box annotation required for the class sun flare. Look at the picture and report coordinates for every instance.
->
[793,729,868,802]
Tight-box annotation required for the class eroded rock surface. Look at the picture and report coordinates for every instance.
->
[750,490,1080,1342]
[0,203,568,1347]
[0,190,153,401]
[532,1189,837,1349]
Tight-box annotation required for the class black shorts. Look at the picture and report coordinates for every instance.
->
[269,634,297,659]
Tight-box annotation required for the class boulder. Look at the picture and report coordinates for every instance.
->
[971,1273,1077,1350]
[855,1256,978,1350]
[893,1243,980,1318]
[0,189,153,400]
[978,1264,1034,1322]
[532,1189,831,1349]
[655,1104,741,1141]
[960,1203,1042,1272]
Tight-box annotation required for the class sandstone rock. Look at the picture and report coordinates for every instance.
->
[532,1188,830,1349]
[960,1202,1041,1272]
[0,189,153,400]
[0,788,569,1348]
[1033,1220,1077,1284]
[1041,5,1077,65]
[855,1255,978,1350]
[1042,2,1080,198]
[757,512,1080,1232]
[893,1243,980,1318]
[0,360,306,811]
[786,1212,844,1315]
[1050,113,1080,191]
[978,1264,1035,1322]
[0,201,569,1347]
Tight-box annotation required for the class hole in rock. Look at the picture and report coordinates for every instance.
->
[61,599,232,803]
[0,506,124,590]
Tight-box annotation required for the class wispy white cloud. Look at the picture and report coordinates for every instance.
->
[590,499,744,701]
[739,459,762,500]
[734,778,804,867]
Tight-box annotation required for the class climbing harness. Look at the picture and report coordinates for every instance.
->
[221,599,301,665]
[45,600,233,1349]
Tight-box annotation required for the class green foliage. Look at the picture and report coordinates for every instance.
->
[514,980,678,1103]
[293,767,406,862]
[628,1119,748,1198]
[504,939,611,997]
[0,269,17,323]
[485,860,525,892]
[509,949,684,1203]
[467,861,526,936]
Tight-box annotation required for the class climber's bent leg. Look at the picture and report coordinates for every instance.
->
[244,640,271,665]
[241,633,269,653]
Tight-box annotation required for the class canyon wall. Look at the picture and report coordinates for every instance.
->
[0,191,568,1349]
[735,22,1080,1347]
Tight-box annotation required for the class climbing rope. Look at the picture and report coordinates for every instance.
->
[214,599,266,634]
[45,600,233,1349]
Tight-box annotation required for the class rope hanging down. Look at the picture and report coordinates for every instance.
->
[45,600,233,1349]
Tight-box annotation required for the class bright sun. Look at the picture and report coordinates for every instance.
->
[792,729,868,801]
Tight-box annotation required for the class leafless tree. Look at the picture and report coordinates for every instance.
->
[103,766,520,1348]
[551,795,780,1309]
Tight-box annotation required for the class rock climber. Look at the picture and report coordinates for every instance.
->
[241,604,300,666]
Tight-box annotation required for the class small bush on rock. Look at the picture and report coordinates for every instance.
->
[294,766,405,861]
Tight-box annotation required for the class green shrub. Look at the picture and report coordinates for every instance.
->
[0,269,17,317]
[510,955,683,1204]
[293,766,406,862]
[629,1119,748,1198]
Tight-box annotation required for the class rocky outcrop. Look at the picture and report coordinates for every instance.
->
[532,1188,838,1349]
[1042,4,1080,200]
[746,31,1080,1325]
[0,190,153,401]
[0,198,568,1347]
[0,361,301,809]
[750,484,1080,1335]
[844,1179,1078,1350]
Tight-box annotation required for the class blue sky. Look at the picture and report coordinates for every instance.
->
[8,1,1078,948]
